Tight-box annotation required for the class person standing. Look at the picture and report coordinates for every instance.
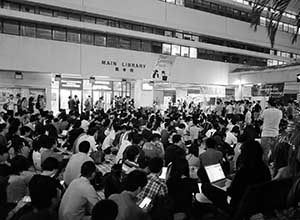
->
[74,95,80,113]
[6,94,16,117]
[84,95,92,112]
[261,98,282,164]
[68,96,75,113]
[16,94,22,114]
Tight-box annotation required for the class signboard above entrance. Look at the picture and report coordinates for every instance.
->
[251,83,284,96]
[60,79,83,90]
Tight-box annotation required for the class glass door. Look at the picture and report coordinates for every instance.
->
[60,89,82,112]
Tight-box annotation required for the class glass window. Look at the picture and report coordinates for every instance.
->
[131,39,141,51]
[36,25,52,39]
[283,23,288,32]
[143,26,153,33]
[107,35,119,48]
[260,17,266,26]
[81,32,94,45]
[20,22,35,37]
[3,20,19,35]
[95,34,106,46]
[82,15,95,24]
[152,42,162,53]
[120,22,132,30]
[141,41,151,52]
[67,30,80,43]
[181,46,189,57]
[53,11,68,19]
[183,34,192,40]
[119,37,131,49]
[3,1,19,10]
[69,13,81,21]
[171,45,181,56]
[132,24,143,32]
[192,35,199,42]
[164,30,173,37]
[190,47,197,58]
[162,43,171,55]
[175,32,183,39]
[38,8,53,16]
[53,27,66,41]
[288,24,294,33]
[96,17,108,25]
[20,5,35,13]
[176,0,184,5]
[108,20,119,27]
[153,28,164,35]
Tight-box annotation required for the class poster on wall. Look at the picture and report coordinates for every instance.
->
[152,55,176,81]
[251,83,284,97]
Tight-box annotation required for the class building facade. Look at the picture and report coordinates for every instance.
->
[0,0,299,111]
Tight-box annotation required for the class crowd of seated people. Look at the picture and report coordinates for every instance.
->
[0,98,300,220]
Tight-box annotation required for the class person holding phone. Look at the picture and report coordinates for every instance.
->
[137,158,168,202]
[109,170,151,220]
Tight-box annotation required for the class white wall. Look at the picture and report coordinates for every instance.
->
[0,34,233,85]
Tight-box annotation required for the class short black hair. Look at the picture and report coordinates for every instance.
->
[172,134,182,144]
[41,157,59,171]
[124,145,139,162]
[79,141,90,153]
[124,170,147,192]
[151,133,161,142]
[29,175,60,210]
[10,155,28,174]
[81,161,96,177]
[92,200,118,220]
[205,137,216,149]
[148,157,163,173]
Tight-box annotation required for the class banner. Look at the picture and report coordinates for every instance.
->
[251,83,284,96]
[152,55,176,81]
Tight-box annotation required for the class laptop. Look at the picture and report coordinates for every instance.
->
[205,163,230,190]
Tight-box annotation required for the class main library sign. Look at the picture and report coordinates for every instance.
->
[101,60,146,69]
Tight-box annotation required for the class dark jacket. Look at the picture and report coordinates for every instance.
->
[165,144,186,165]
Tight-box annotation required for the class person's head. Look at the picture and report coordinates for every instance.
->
[148,157,164,174]
[169,158,190,179]
[131,133,143,146]
[231,126,240,136]
[9,94,13,100]
[81,161,96,180]
[188,144,199,157]
[172,134,183,145]
[268,98,276,107]
[124,145,140,163]
[239,140,264,168]
[0,123,8,135]
[41,157,59,175]
[205,137,216,149]
[45,136,57,150]
[78,141,90,154]
[20,126,32,137]
[92,200,118,220]
[10,155,29,175]
[150,133,161,143]
[29,175,61,211]
[124,170,147,195]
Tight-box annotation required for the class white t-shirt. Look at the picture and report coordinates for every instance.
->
[226,104,233,114]
[261,107,282,137]
[225,132,237,147]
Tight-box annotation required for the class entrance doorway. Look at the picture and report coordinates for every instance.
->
[93,91,112,111]
[60,89,82,112]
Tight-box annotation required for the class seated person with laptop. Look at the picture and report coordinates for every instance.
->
[201,140,271,214]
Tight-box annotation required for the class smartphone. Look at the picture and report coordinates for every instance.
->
[159,167,168,180]
[22,196,31,203]
[139,197,151,209]
[198,183,202,194]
